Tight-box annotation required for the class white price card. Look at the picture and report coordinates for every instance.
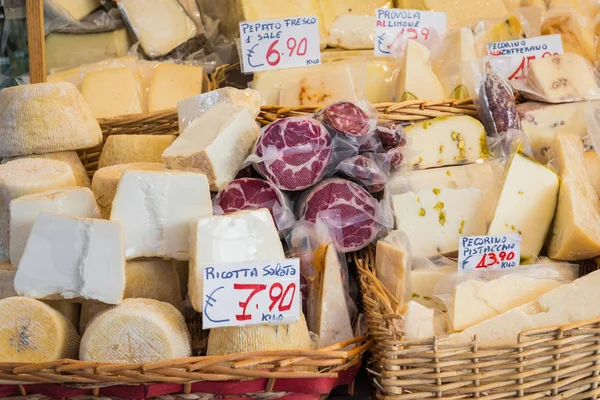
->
[239,17,321,73]
[487,34,564,80]
[374,8,447,57]
[202,258,300,329]
[458,234,521,271]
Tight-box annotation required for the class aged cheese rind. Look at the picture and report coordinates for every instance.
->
[10,187,100,266]
[91,163,164,219]
[0,83,102,157]
[0,297,80,362]
[44,300,81,329]
[14,213,125,304]
[123,259,182,307]
[0,262,16,299]
[98,135,176,169]
[547,134,600,260]
[163,103,260,191]
[0,159,77,261]
[584,151,600,198]
[3,151,91,188]
[110,169,212,260]
[148,63,204,112]
[82,67,144,118]
[79,303,112,334]
[375,237,409,304]
[80,299,191,363]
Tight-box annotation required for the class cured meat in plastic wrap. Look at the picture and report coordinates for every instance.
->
[336,153,389,193]
[376,122,406,148]
[315,101,377,146]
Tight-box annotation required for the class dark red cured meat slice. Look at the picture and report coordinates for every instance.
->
[375,123,406,148]
[214,178,291,230]
[358,132,383,153]
[337,154,388,193]
[254,117,332,191]
[384,146,404,171]
[319,101,371,137]
[298,178,382,252]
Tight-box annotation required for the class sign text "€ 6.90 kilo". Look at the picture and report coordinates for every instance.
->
[202,258,300,329]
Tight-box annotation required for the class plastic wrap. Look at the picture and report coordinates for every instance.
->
[44,1,123,34]
[212,178,295,233]
[315,100,378,145]
[327,15,375,50]
[434,263,579,332]
[431,28,477,100]
[376,123,406,148]
[374,230,412,308]
[471,15,529,57]
[409,256,457,311]
[336,153,390,193]
[542,5,595,63]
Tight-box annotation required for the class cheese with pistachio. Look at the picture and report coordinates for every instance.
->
[404,116,490,169]
[488,152,559,261]
[391,187,487,257]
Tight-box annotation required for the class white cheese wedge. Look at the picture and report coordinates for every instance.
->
[47,0,100,20]
[177,88,261,132]
[278,66,358,106]
[82,67,144,118]
[91,163,164,219]
[375,233,410,304]
[3,151,91,188]
[98,135,176,169]
[14,213,125,304]
[0,297,80,362]
[396,40,446,101]
[9,187,100,266]
[320,0,391,35]
[80,299,191,363]
[451,274,562,331]
[148,63,204,112]
[404,116,490,169]
[547,134,600,260]
[162,103,260,191]
[45,29,131,71]
[327,15,375,49]
[433,28,476,99]
[118,0,197,57]
[0,262,16,299]
[392,188,487,257]
[316,244,354,347]
[487,153,559,261]
[401,301,435,340]
[517,101,599,162]
[0,159,76,261]
[110,168,212,261]
[397,0,509,29]
[0,83,102,158]
[411,267,455,310]
[526,53,599,102]
[446,269,600,345]
[584,151,600,198]
[189,208,284,312]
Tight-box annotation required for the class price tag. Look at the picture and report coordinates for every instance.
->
[458,234,521,271]
[487,34,564,80]
[239,17,321,73]
[374,8,447,57]
[202,258,300,329]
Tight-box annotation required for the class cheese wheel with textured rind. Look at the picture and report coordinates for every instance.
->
[98,135,176,169]
[3,151,91,187]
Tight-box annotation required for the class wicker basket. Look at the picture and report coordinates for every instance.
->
[354,246,600,400]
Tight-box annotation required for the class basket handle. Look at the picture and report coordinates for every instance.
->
[26,0,47,83]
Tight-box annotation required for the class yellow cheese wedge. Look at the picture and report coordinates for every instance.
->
[584,151,600,198]
[375,234,409,304]
[433,28,476,99]
[396,40,445,101]
[148,63,204,112]
[81,67,144,118]
[542,7,595,62]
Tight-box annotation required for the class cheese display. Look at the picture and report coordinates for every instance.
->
[47,0,100,20]
[403,116,489,169]
[446,270,600,345]
[148,63,204,112]
[0,297,80,362]
[110,168,212,260]
[433,28,476,99]
[396,40,445,101]
[45,29,131,71]
[0,83,102,158]
[80,299,192,363]
[411,267,455,310]
[91,163,164,219]
[526,53,599,102]
[375,234,409,303]
[401,301,435,340]
[163,103,260,191]
[98,135,176,169]
[82,67,144,118]
[488,152,559,261]
[320,0,391,36]
[278,66,359,106]
[547,134,600,260]
[397,0,509,29]
[189,208,282,312]
[14,213,125,304]
[392,188,487,257]
[0,159,77,261]
[474,16,527,56]
[118,0,198,57]
[517,101,598,162]
[451,274,562,331]
[584,151,600,198]
[123,259,182,307]
[9,187,100,266]
[541,7,595,63]
[327,15,375,49]
[2,151,91,188]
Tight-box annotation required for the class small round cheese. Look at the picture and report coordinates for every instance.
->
[3,151,91,188]
[98,135,176,169]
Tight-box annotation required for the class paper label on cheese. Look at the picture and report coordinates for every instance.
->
[239,17,322,73]
[487,34,564,81]
[374,8,447,57]
[459,234,521,271]
[202,258,300,329]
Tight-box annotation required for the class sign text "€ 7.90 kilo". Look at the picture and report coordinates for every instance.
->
[202,259,300,329]
[239,17,321,73]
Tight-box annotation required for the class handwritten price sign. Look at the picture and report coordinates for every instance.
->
[374,8,446,57]
[202,259,300,329]
[239,17,321,73]
[487,34,564,80]
[459,234,521,271]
